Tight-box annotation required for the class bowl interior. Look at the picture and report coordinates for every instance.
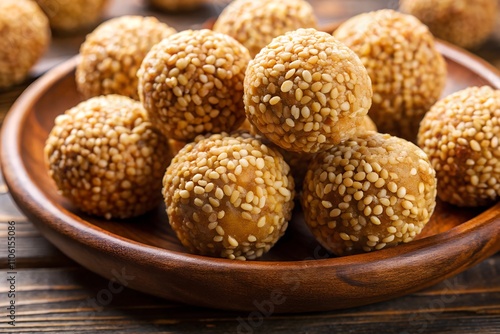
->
[17,47,496,262]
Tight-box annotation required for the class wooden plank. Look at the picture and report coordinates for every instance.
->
[0,255,498,333]
[0,172,75,269]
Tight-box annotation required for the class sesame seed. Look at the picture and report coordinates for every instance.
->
[257,216,266,228]
[330,208,341,217]
[179,190,190,199]
[470,140,481,152]
[302,70,312,82]
[281,80,294,93]
[269,96,281,105]
[340,232,350,241]
[401,200,414,210]
[370,216,382,225]
[373,205,383,215]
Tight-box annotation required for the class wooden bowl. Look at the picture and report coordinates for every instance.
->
[2,41,500,313]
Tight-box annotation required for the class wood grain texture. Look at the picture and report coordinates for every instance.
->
[0,257,498,333]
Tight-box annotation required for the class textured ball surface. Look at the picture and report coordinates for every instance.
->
[44,95,172,220]
[244,28,372,154]
[262,115,377,193]
[334,9,447,142]
[76,15,176,100]
[400,0,498,49]
[35,0,108,33]
[163,132,295,260]
[213,0,318,57]
[138,29,251,142]
[418,86,500,207]
[0,0,50,89]
[302,132,437,256]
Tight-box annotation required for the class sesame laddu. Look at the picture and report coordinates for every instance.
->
[76,15,176,100]
[138,29,251,142]
[301,132,437,256]
[418,86,500,207]
[334,9,447,142]
[213,0,318,58]
[44,95,173,220]
[244,28,373,154]
[162,131,295,260]
[0,0,50,89]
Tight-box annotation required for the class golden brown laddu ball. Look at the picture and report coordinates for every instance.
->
[334,9,447,142]
[35,0,109,34]
[0,0,50,89]
[400,0,498,49]
[244,28,373,154]
[76,16,176,100]
[213,0,318,58]
[44,95,173,220]
[138,29,251,142]
[302,132,437,256]
[418,86,500,207]
[163,131,295,260]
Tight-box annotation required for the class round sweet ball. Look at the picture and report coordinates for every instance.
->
[400,0,498,49]
[148,0,204,12]
[44,95,173,220]
[138,29,251,142]
[163,131,295,260]
[244,28,373,154]
[301,132,437,256]
[35,0,108,34]
[76,16,176,100]
[213,0,318,57]
[0,0,50,90]
[333,9,447,142]
[418,86,500,207]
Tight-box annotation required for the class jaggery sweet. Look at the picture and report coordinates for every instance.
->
[35,0,108,34]
[244,28,373,154]
[0,0,50,89]
[418,86,500,207]
[76,16,176,100]
[301,132,437,256]
[162,132,295,260]
[138,29,251,142]
[44,95,172,220]
[400,0,498,49]
[213,0,318,57]
[334,9,447,142]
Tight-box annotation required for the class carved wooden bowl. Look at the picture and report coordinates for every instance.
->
[1,39,499,313]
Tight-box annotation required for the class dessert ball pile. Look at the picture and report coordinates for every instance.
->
[43,4,499,260]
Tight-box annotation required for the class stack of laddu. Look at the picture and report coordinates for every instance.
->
[43,0,499,260]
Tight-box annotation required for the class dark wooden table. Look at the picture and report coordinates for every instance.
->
[1,0,499,333]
